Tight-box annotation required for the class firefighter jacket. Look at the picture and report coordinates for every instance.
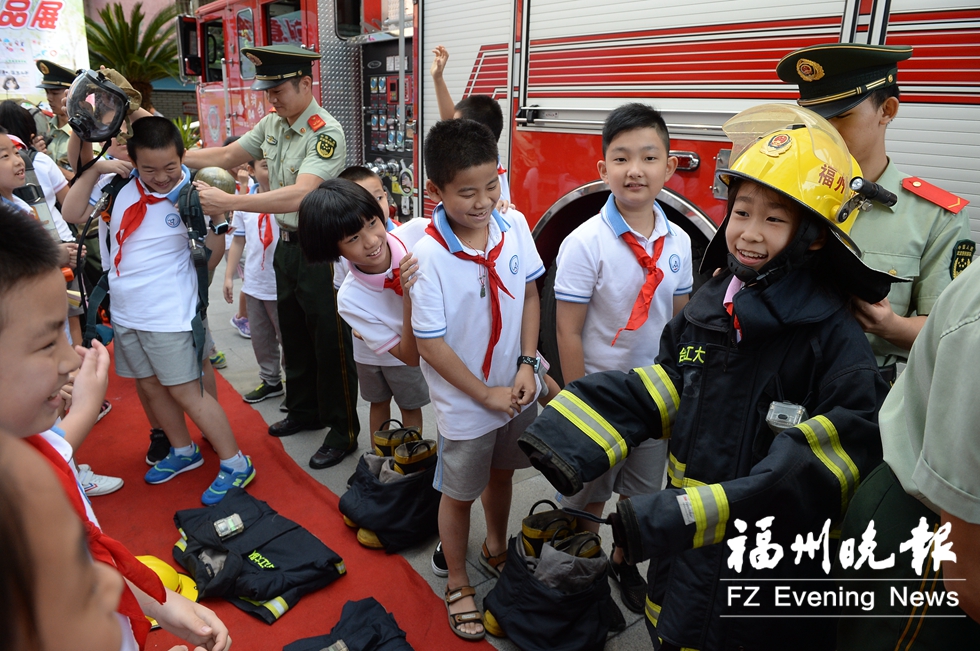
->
[173,488,346,624]
[520,269,888,651]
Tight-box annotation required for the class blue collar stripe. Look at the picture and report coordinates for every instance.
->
[431,203,510,254]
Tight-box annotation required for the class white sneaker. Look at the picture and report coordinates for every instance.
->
[77,464,124,497]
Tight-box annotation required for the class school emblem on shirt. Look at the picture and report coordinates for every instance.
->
[795,58,824,82]
[951,240,975,279]
[509,255,520,275]
[762,134,792,157]
[678,344,706,367]
[315,133,336,159]
[165,213,181,228]
[669,254,681,273]
[266,135,278,146]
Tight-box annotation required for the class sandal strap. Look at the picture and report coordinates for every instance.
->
[482,541,507,567]
[451,610,483,625]
[445,585,476,604]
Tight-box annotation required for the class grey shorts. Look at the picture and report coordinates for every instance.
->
[113,324,200,386]
[356,362,431,409]
[433,405,536,501]
[560,438,668,509]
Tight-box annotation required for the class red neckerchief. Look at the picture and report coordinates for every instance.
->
[611,231,666,345]
[425,221,514,380]
[25,435,167,650]
[724,300,742,340]
[115,180,168,275]
[383,267,403,296]
[258,213,274,269]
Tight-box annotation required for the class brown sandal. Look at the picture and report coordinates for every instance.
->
[479,539,507,578]
[445,585,485,640]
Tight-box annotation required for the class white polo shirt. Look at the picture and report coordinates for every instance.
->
[338,218,429,367]
[92,168,197,332]
[231,196,279,301]
[411,205,545,440]
[554,194,693,374]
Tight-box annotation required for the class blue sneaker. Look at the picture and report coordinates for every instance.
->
[202,456,255,505]
[144,445,204,485]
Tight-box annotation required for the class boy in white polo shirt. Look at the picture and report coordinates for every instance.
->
[554,102,692,614]
[298,177,431,437]
[62,117,254,506]
[410,119,545,641]
[223,157,285,404]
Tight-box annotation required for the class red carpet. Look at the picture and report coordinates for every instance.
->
[82,350,491,651]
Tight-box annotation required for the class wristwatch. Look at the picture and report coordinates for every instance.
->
[518,355,538,371]
[209,219,230,235]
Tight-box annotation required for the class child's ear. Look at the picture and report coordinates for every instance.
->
[808,225,828,251]
[425,178,443,203]
[664,155,678,182]
[596,159,608,183]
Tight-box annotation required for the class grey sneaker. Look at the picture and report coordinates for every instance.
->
[243,381,284,404]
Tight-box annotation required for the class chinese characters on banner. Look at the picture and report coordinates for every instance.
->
[0,0,87,104]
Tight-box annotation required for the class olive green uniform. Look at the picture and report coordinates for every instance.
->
[46,116,71,172]
[849,160,973,367]
[238,99,360,450]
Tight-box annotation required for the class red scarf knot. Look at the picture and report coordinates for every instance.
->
[611,231,666,346]
[114,180,169,276]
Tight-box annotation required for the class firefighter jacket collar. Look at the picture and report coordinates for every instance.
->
[685,268,847,342]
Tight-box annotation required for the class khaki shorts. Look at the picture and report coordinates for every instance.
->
[433,405,536,501]
[560,438,668,509]
[113,324,200,386]
[356,362,431,410]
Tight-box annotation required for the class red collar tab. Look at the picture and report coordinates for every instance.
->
[902,177,969,214]
[307,114,326,132]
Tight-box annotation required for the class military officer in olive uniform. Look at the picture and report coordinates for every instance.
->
[777,44,973,378]
[184,45,360,470]
[36,59,75,180]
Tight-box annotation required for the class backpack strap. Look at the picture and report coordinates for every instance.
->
[81,174,133,348]
[177,183,212,389]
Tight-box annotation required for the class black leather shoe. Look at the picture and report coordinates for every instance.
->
[309,445,355,469]
[268,418,324,438]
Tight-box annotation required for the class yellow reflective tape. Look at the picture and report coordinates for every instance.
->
[797,415,860,513]
[668,452,685,487]
[684,484,729,548]
[550,391,626,468]
[174,538,187,552]
[634,364,680,438]
[263,596,289,619]
[645,597,661,627]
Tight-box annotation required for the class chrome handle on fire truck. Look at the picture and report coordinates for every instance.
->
[672,151,700,172]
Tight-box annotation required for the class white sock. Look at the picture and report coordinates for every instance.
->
[221,451,248,473]
[174,443,195,457]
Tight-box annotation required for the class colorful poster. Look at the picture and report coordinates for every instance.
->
[0,0,88,105]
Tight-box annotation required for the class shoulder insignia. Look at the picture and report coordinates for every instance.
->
[902,177,969,214]
[266,135,277,146]
[307,114,326,132]
[315,133,336,159]
[951,240,975,280]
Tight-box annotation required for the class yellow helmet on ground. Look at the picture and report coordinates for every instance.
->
[701,103,904,302]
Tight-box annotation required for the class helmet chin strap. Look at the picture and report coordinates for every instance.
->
[727,217,822,288]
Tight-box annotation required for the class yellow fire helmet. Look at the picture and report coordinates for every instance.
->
[700,103,904,303]
[136,555,199,602]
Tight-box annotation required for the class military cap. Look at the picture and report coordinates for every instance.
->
[776,44,912,118]
[241,45,320,91]
[36,59,76,90]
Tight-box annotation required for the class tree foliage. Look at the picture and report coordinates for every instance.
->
[86,2,179,111]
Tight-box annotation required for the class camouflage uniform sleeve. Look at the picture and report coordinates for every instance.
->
[298,119,346,181]
[914,205,972,316]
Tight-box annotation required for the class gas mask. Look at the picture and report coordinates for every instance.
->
[66,70,129,143]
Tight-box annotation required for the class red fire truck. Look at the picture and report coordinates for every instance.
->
[177,0,978,369]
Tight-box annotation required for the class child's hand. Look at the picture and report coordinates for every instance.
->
[59,376,74,411]
[59,242,78,268]
[495,198,510,213]
[430,45,449,79]
[352,329,364,341]
[70,341,110,419]
[398,253,419,293]
[222,276,234,304]
[512,364,537,406]
[483,386,517,417]
[94,157,133,177]
[236,168,251,192]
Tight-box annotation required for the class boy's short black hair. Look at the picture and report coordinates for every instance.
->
[297,178,386,264]
[126,116,184,163]
[0,101,37,146]
[424,119,498,190]
[0,204,62,332]
[867,84,900,110]
[602,103,670,156]
[454,95,503,142]
[339,165,381,185]
[222,135,240,147]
